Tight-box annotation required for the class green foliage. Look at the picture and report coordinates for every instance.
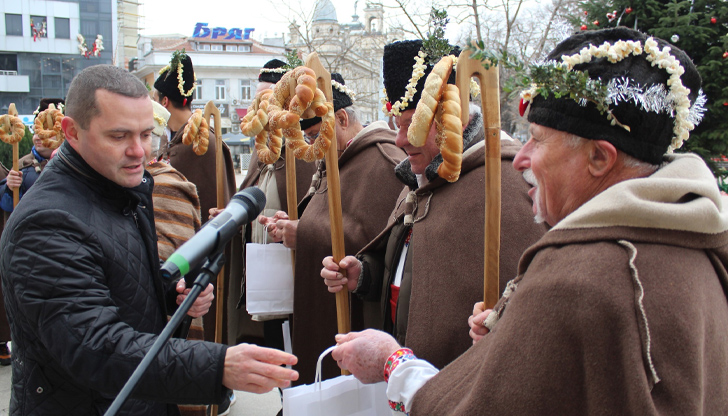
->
[569,0,728,178]
[0,126,33,170]
[284,49,304,69]
[422,8,451,64]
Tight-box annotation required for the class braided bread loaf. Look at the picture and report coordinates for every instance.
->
[240,90,272,137]
[255,126,283,165]
[34,106,65,149]
[286,102,334,162]
[182,109,210,155]
[408,55,454,147]
[435,84,463,182]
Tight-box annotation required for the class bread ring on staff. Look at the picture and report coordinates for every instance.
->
[240,90,272,137]
[286,102,333,162]
[182,109,210,156]
[34,107,65,149]
[408,55,454,147]
[0,114,25,146]
[301,88,329,119]
[268,67,316,129]
[255,126,283,164]
[435,84,463,182]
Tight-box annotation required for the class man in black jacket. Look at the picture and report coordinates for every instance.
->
[0,64,298,416]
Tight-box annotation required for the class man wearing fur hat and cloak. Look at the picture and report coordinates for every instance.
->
[321,40,547,371]
[329,28,728,415]
[260,73,406,383]
[154,50,237,344]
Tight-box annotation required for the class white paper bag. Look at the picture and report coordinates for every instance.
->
[245,242,294,315]
[283,346,391,416]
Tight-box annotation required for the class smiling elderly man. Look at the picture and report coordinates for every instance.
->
[330,28,728,415]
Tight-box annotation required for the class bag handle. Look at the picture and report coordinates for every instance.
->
[314,345,337,391]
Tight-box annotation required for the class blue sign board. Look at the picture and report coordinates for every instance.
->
[193,23,254,40]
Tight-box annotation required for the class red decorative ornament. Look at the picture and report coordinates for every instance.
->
[386,102,392,112]
[593,20,600,26]
[724,102,728,107]
[583,10,588,16]
[519,99,529,117]
[580,24,588,31]
[625,7,633,14]
[711,17,717,24]
[723,51,728,59]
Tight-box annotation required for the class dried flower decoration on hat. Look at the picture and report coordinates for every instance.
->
[469,38,707,152]
[332,79,356,101]
[381,8,450,117]
[158,49,197,101]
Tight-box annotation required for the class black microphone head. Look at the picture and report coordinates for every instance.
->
[232,187,266,218]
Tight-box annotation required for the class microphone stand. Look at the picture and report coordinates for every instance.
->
[104,251,226,416]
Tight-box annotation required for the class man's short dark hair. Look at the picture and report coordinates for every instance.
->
[65,64,149,129]
[157,91,192,111]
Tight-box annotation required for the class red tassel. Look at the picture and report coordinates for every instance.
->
[519,99,529,117]
[182,98,187,106]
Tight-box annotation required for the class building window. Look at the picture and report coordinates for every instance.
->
[226,45,237,52]
[215,80,226,100]
[5,14,23,36]
[30,16,48,40]
[200,44,211,51]
[194,80,203,100]
[240,80,251,101]
[55,17,70,39]
[238,45,251,52]
[211,44,223,51]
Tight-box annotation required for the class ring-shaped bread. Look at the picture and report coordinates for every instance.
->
[182,109,210,156]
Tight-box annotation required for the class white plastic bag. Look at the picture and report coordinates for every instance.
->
[283,346,391,416]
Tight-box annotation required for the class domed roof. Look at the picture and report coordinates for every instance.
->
[313,0,338,22]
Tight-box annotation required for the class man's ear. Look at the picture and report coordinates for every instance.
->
[61,117,80,150]
[587,140,618,177]
[336,109,348,127]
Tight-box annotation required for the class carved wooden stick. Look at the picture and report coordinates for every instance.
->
[305,53,351,371]
[8,104,20,208]
[456,49,501,309]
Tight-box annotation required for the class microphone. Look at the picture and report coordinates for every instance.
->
[161,186,266,280]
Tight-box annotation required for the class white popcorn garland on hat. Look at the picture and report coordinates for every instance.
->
[332,79,356,101]
[259,67,291,74]
[521,37,706,152]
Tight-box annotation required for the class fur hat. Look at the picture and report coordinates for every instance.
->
[154,50,196,106]
[382,40,458,115]
[527,27,704,164]
[300,73,354,130]
[258,59,288,84]
[33,98,65,120]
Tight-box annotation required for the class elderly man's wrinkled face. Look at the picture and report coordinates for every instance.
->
[513,123,590,226]
[394,109,439,175]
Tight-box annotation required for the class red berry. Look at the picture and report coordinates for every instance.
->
[593,20,600,26]
[625,7,633,14]
[723,51,728,59]
[711,17,717,24]
[583,11,588,16]
[580,25,588,31]
[724,102,728,107]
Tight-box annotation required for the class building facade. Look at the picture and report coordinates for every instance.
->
[0,0,125,120]
[288,0,402,123]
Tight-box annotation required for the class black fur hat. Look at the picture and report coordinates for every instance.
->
[34,98,65,120]
[300,73,354,130]
[527,27,703,164]
[382,40,458,114]
[258,59,288,84]
[154,50,196,105]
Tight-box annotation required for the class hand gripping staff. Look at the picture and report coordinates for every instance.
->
[305,53,351,375]
[456,49,502,309]
[0,104,24,208]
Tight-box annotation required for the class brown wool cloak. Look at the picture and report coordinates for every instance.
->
[358,138,548,370]
[163,127,237,343]
[292,122,406,384]
[411,154,728,415]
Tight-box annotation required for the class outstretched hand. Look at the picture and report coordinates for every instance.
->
[332,329,400,384]
[223,344,299,393]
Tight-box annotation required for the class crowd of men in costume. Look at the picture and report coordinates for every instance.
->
[0,26,726,416]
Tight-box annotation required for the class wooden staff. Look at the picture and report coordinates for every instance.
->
[285,125,298,269]
[456,49,502,309]
[202,101,224,416]
[8,104,19,208]
[305,53,351,357]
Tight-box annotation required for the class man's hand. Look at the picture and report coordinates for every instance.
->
[468,301,491,344]
[208,207,224,221]
[176,280,214,318]
[332,330,401,384]
[6,170,21,190]
[258,211,289,243]
[321,255,361,293]
[274,218,298,249]
[222,344,299,393]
